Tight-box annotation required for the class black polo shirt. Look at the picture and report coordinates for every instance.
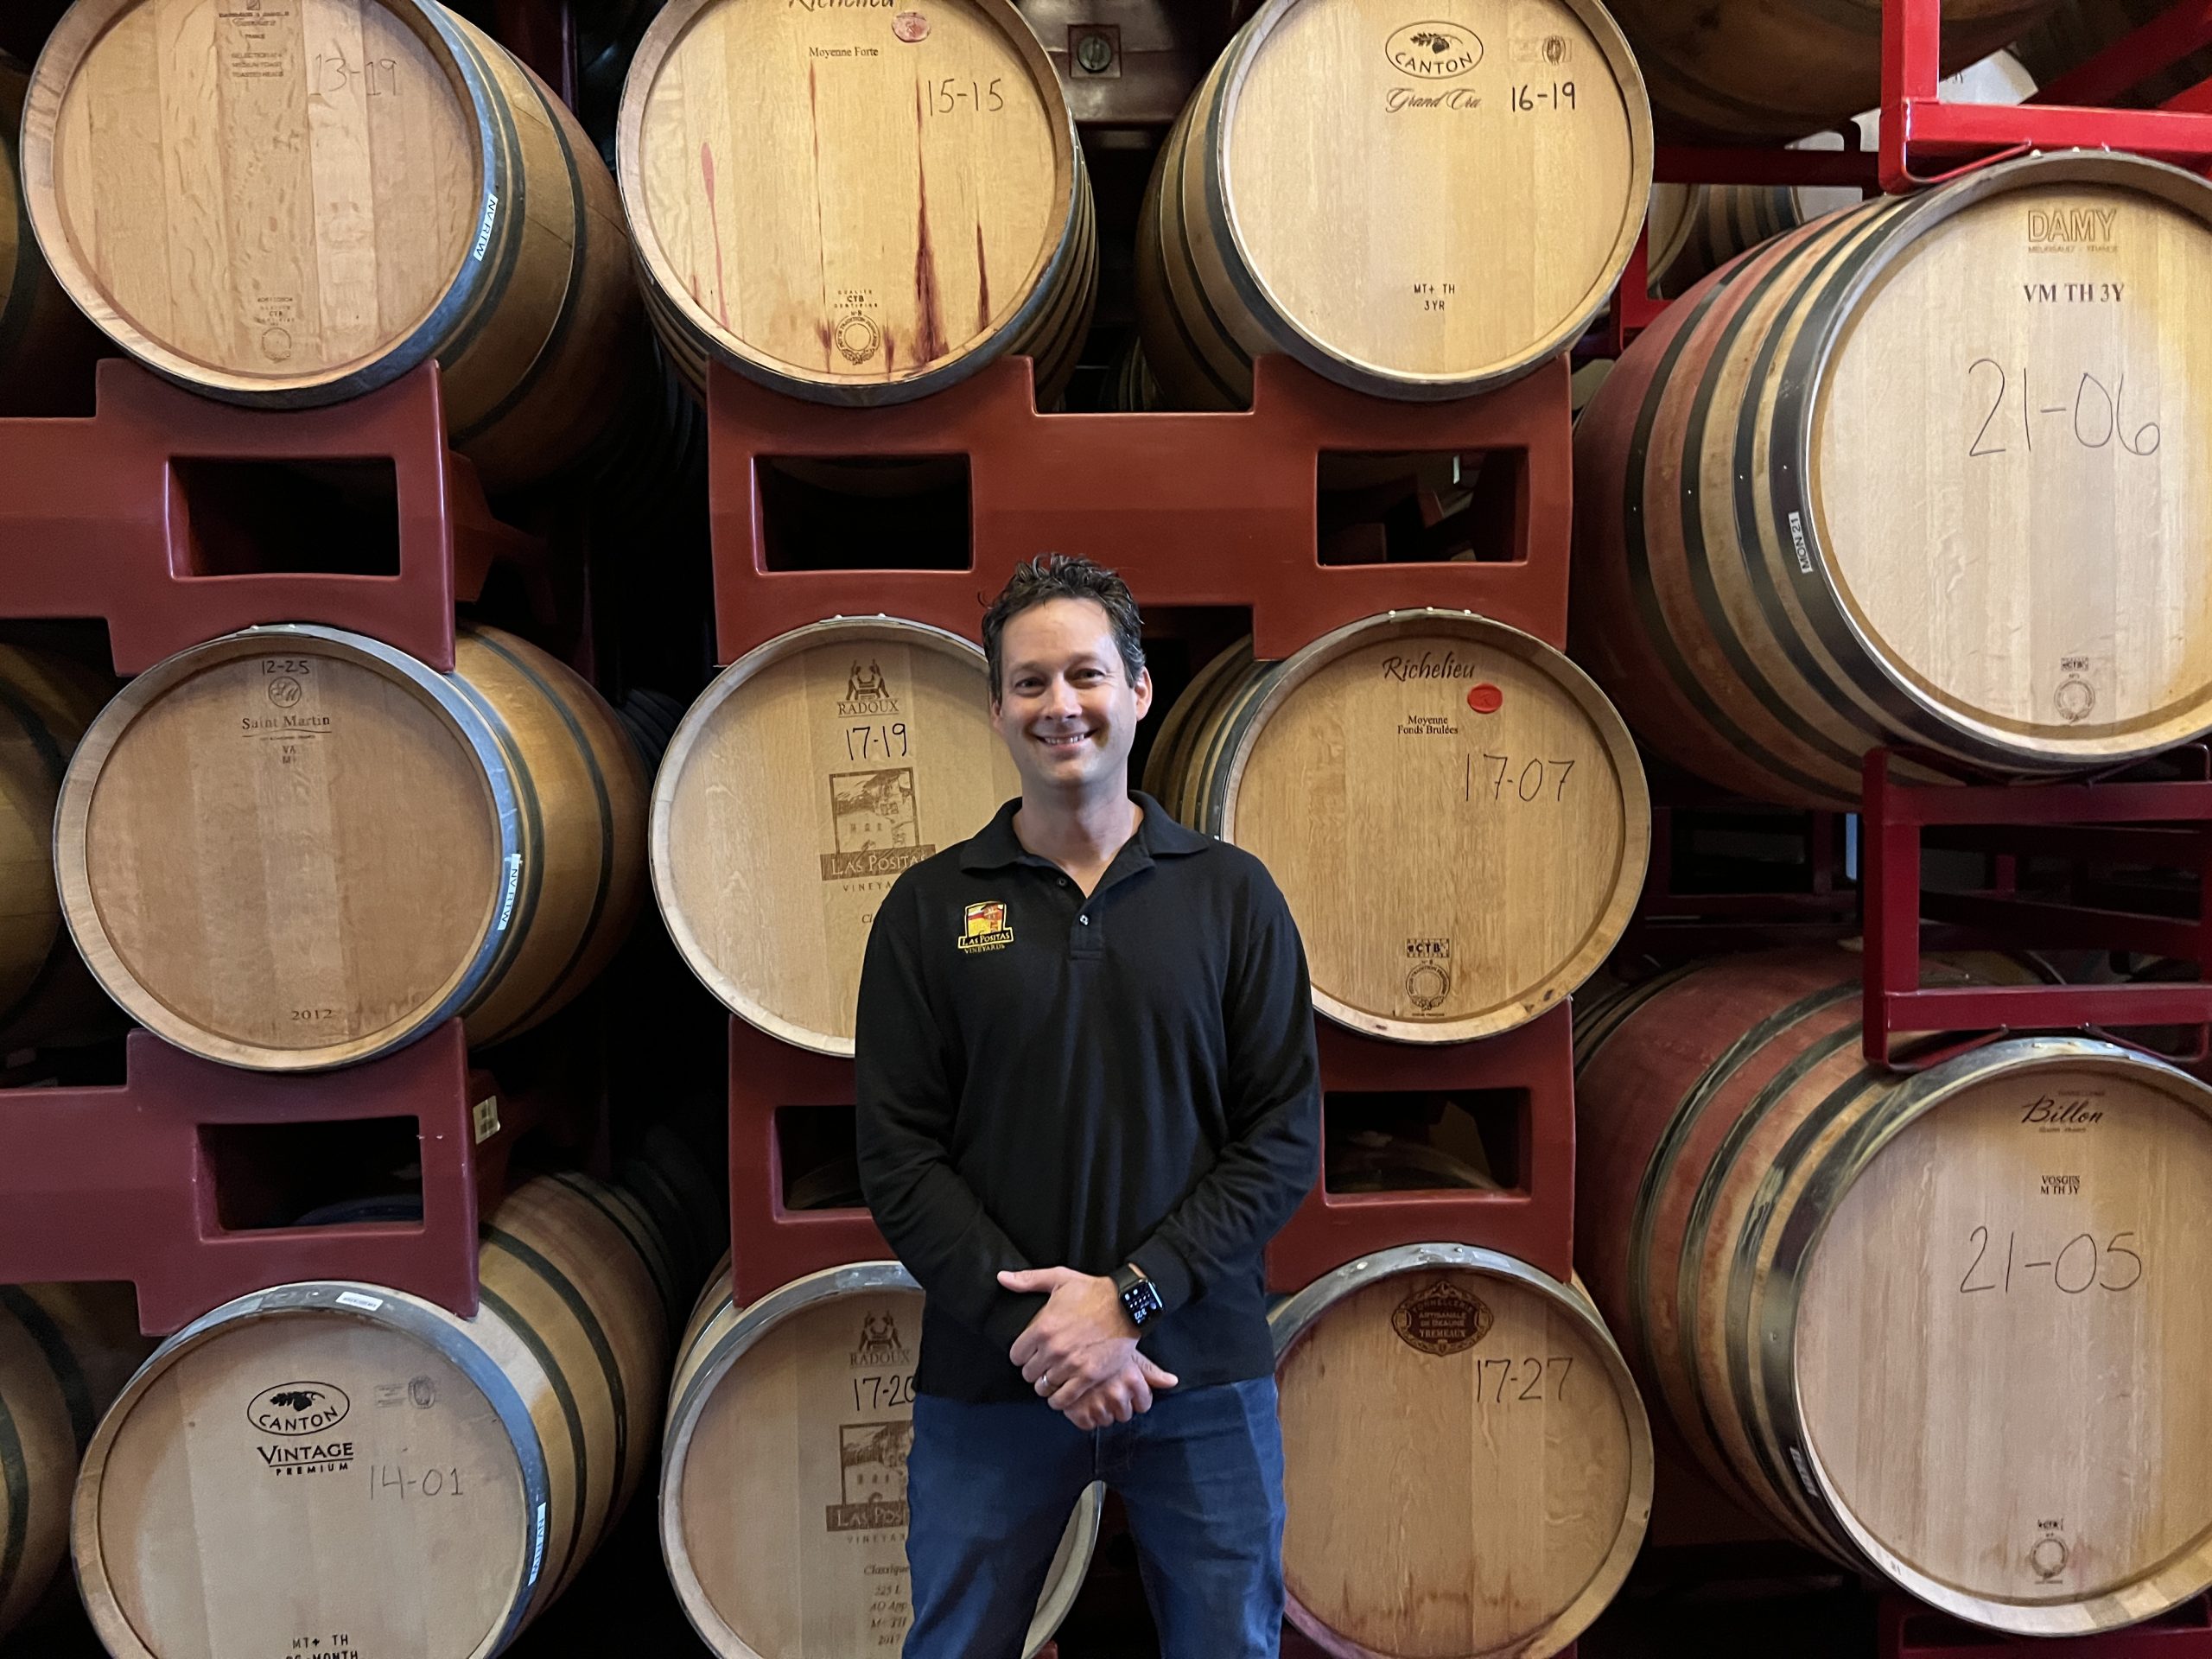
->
[854,791,1321,1403]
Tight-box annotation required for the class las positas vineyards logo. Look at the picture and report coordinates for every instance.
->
[957,900,1014,954]
[246,1382,356,1476]
[1384,21,1482,79]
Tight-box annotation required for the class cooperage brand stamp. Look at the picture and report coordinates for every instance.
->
[1391,1279,1493,1356]
[1384,22,1483,79]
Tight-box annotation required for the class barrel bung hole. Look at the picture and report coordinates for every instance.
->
[169,458,402,577]
[1317,448,1521,566]
[1324,1088,1520,1194]
[755,456,972,572]
[198,1116,422,1231]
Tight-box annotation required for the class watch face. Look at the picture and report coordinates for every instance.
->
[1125,1281,1162,1325]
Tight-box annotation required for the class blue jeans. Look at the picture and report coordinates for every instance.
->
[904,1376,1286,1659]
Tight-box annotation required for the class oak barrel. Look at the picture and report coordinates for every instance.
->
[1573,949,2212,1633]
[0,1283,149,1640]
[0,644,120,1052]
[1135,0,1652,410]
[1273,1247,1651,1658]
[56,624,646,1071]
[661,1261,1099,1658]
[2014,1,2212,110]
[72,1174,671,1659]
[619,0,1097,408]
[21,0,639,491]
[652,618,1020,1057]
[0,52,103,415]
[1603,0,2053,141]
[1146,611,1647,1043]
[1573,149,2212,809]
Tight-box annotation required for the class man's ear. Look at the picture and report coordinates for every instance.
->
[1133,667,1154,719]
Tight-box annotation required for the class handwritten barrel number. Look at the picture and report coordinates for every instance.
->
[1967,359,2160,459]
[1957,1228,2144,1296]
[846,722,909,762]
[930,77,1005,115]
[366,1464,464,1500]
[852,1372,918,1411]
[313,52,399,98]
[1466,753,1575,803]
[1476,1355,1574,1404]
[1511,81,1576,112]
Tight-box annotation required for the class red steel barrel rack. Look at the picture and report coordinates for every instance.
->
[0,358,551,1332]
[703,350,1580,1303]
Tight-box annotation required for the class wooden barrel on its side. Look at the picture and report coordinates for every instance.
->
[652,619,1020,1057]
[0,644,121,1052]
[0,52,102,416]
[1574,948,2212,1634]
[21,0,639,492]
[1272,1246,1651,1658]
[1574,149,2212,810]
[619,0,1096,409]
[2014,0,2212,109]
[661,1261,1099,1657]
[0,1284,150,1640]
[55,624,645,1071]
[1136,0,1652,410]
[1147,611,1648,1043]
[72,1175,671,1659]
[1602,0,2052,140]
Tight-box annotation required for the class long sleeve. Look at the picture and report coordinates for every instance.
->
[1126,870,1321,1314]
[854,876,1043,1356]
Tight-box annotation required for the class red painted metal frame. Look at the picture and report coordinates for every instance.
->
[1881,1595,2212,1657]
[0,358,548,1329]
[0,358,536,674]
[705,352,1573,660]
[1860,750,2212,1069]
[708,349,1580,1298]
[0,1023,531,1333]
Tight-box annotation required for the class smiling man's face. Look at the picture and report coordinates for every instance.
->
[989,596,1153,801]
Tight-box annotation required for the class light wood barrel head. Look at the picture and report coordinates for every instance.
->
[1804,155,2212,766]
[620,0,1077,400]
[1213,611,1647,1043]
[652,620,1019,1057]
[662,1266,1096,1658]
[1213,0,1649,396]
[23,0,487,398]
[74,1297,537,1659]
[1273,1247,1651,1658]
[56,628,510,1071]
[1792,1046,2212,1634]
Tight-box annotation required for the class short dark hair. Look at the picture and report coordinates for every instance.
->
[982,555,1147,699]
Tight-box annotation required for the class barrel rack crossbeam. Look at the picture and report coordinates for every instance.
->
[1883,1592,2212,1657]
[707,349,1581,1301]
[1861,748,2212,1070]
[1607,0,2212,352]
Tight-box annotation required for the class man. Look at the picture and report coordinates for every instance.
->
[855,555,1321,1659]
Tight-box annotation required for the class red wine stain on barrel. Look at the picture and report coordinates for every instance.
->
[976,224,992,334]
[912,84,947,366]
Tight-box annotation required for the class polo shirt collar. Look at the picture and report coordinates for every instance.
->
[958,791,1209,873]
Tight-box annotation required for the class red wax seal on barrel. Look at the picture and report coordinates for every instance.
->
[1466,683,1503,714]
[893,10,931,41]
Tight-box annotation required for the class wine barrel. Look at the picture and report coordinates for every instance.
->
[0,644,120,1052]
[20,0,639,492]
[652,619,1020,1057]
[619,0,1097,408]
[2014,0,2212,110]
[0,1284,149,1641]
[661,1261,1100,1657]
[1574,149,2212,810]
[55,624,645,1071]
[72,1174,671,1659]
[1272,1246,1651,1657]
[1135,0,1651,410]
[1147,610,1647,1043]
[1603,0,2053,141]
[1574,948,2212,1634]
[1643,51,2034,299]
[0,52,102,416]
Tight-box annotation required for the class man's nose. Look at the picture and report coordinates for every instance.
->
[1042,677,1082,718]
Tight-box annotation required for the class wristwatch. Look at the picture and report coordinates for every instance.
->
[1112,1262,1163,1328]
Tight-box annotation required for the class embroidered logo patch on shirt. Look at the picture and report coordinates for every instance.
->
[957,900,1014,954]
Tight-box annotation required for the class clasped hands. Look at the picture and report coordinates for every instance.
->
[999,1266,1179,1430]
